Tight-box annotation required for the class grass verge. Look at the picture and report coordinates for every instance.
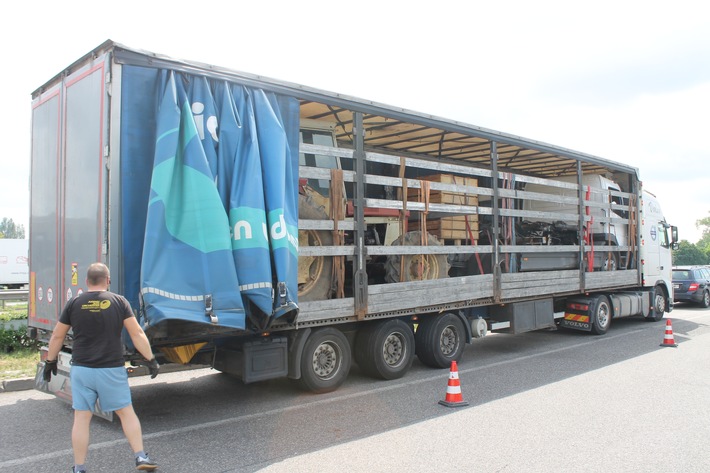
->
[1,301,38,381]
[0,348,39,380]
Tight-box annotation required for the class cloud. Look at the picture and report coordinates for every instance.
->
[532,22,710,106]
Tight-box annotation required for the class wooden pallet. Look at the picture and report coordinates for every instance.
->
[409,215,479,240]
[407,174,479,205]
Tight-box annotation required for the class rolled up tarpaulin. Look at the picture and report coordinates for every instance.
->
[140,71,245,330]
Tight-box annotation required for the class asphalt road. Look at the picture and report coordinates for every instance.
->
[1,305,709,472]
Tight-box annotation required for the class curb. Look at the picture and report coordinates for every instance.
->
[1,377,35,393]
[0,363,209,393]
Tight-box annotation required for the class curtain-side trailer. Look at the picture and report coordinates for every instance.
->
[29,41,678,402]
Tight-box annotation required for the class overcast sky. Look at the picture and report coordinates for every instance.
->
[1,0,708,242]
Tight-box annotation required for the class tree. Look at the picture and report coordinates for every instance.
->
[672,240,709,266]
[696,214,710,253]
[0,218,25,239]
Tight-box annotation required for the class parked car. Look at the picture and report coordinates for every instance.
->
[672,266,710,307]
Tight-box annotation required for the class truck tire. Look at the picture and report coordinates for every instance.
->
[384,231,450,283]
[591,295,612,335]
[296,327,351,393]
[355,319,415,380]
[644,285,666,321]
[298,194,333,301]
[415,313,466,368]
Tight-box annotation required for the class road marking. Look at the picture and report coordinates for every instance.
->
[0,326,661,468]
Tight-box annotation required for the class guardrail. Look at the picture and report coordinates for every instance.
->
[0,290,28,309]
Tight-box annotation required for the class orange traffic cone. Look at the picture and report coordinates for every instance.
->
[439,360,469,407]
[659,319,678,348]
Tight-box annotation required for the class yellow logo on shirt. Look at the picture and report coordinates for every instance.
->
[81,299,112,312]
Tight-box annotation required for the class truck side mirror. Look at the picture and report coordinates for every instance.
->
[670,225,679,249]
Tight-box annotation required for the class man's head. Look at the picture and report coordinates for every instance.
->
[86,262,110,288]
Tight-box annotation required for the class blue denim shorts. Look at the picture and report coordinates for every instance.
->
[70,365,132,412]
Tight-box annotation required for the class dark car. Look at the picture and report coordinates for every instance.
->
[672,266,710,307]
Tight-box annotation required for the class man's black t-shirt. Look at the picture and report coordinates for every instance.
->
[59,291,134,368]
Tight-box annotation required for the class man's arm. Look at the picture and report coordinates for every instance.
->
[123,316,155,361]
[46,322,71,361]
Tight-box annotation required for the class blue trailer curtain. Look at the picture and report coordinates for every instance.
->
[129,68,300,331]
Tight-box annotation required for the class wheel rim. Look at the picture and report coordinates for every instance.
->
[602,256,617,271]
[298,230,324,296]
[597,303,610,328]
[382,332,406,367]
[705,292,710,306]
[407,254,440,280]
[655,294,666,313]
[311,341,340,380]
[439,325,460,356]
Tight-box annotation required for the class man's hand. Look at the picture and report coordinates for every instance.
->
[145,358,160,379]
[43,359,57,382]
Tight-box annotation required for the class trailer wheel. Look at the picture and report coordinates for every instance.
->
[645,285,666,321]
[384,231,450,283]
[415,313,466,368]
[298,194,333,301]
[591,296,612,335]
[296,327,351,393]
[355,319,415,380]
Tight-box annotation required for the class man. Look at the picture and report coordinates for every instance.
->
[44,262,160,472]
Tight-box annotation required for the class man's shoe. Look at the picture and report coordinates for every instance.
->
[135,453,158,471]
[71,467,87,473]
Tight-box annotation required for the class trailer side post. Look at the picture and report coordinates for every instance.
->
[577,161,586,291]
[353,111,368,320]
[491,142,502,303]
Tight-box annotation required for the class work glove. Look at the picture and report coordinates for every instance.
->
[145,357,160,379]
[43,359,58,382]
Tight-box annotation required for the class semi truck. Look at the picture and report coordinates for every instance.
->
[0,239,29,289]
[29,41,677,404]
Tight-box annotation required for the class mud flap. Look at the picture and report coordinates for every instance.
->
[560,297,594,332]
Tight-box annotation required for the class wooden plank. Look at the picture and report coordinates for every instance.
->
[407,191,480,205]
[407,229,478,240]
[367,274,493,295]
[367,278,495,313]
[407,174,479,205]
[433,229,477,240]
[501,270,579,282]
[502,278,581,290]
[410,216,479,231]
[409,215,479,240]
[419,174,479,186]
[502,283,581,299]
[585,271,638,288]
[297,298,356,323]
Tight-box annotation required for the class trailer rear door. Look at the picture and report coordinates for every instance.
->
[29,53,110,332]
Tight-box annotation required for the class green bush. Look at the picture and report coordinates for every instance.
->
[0,303,28,321]
[0,327,38,353]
